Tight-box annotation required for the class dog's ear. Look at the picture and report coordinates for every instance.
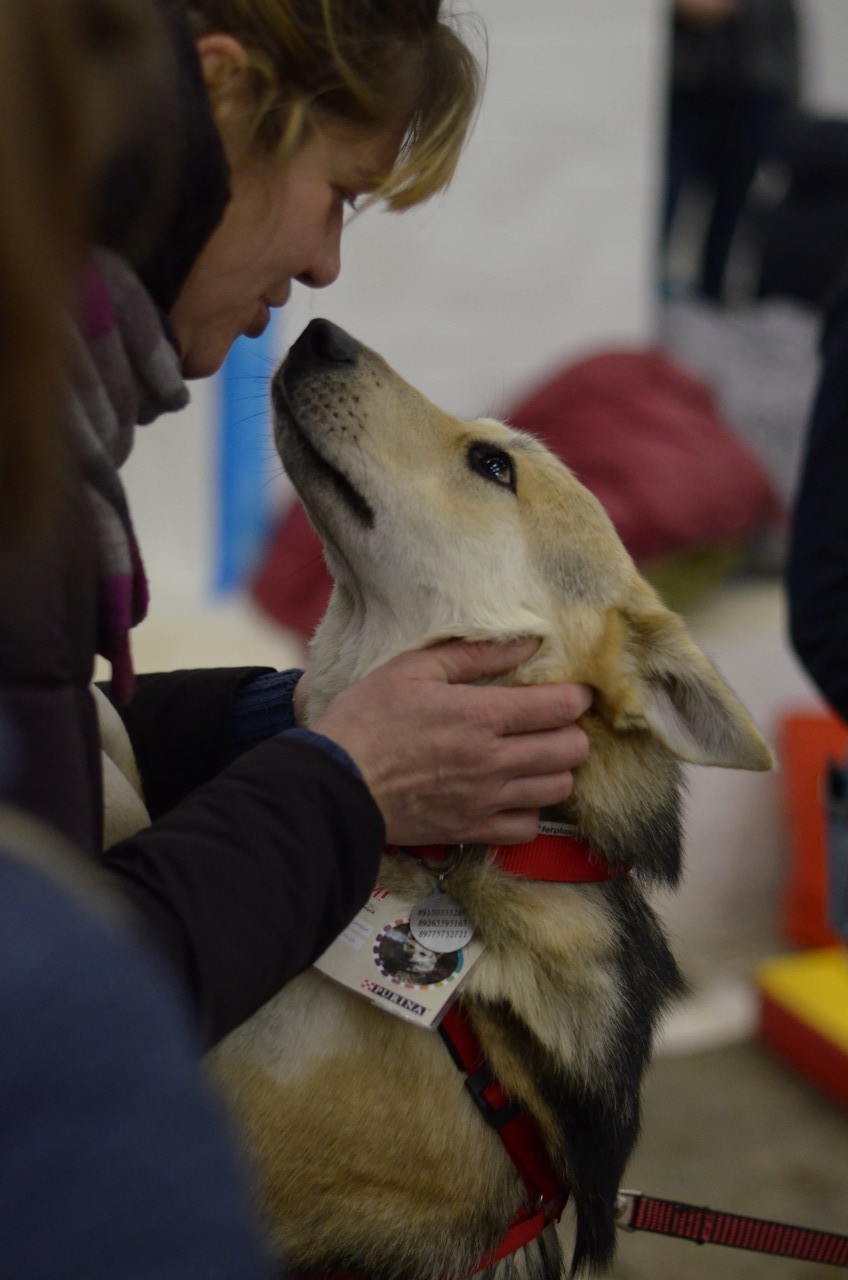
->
[594,597,774,771]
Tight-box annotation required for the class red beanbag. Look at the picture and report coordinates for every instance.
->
[507,350,781,565]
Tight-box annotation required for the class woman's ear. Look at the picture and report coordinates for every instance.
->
[195,34,253,149]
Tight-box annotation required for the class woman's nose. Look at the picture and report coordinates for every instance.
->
[295,224,342,290]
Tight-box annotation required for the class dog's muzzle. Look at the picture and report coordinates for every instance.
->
[279,318,360,385]
[271,320,375,530]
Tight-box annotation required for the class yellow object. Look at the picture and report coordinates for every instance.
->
[756,947,848,1108]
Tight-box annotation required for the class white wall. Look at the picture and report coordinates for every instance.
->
[800,0,848,115]
[285,0,667,418]
[122,377,217,608]
[123,0,667,608]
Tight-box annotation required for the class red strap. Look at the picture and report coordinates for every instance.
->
[387,829,628,884]
[471,1194,570,1272]
[439,1002,568,1270]
[618,1192,848,1266]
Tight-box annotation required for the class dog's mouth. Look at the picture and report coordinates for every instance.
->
[272,371,375,531]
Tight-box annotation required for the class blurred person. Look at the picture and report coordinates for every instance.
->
[786,268,848,941]
[661,0,800,301]
[757,114,848,311]
[0,0,167,545]
[0,0,592,1066]
[786,269,848,720]
[0,0,274,1274]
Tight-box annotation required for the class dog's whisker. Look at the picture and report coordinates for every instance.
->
[232,344,281,368]
[229,410,275,428]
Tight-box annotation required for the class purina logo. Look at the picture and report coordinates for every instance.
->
[361,980,426,1017]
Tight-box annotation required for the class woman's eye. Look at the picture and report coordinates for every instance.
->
[467,443,516,492]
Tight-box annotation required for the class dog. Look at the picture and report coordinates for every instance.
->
[208,319,773,1279]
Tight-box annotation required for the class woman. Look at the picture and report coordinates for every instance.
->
[0,1,275,1273]
[1,0,592,1051]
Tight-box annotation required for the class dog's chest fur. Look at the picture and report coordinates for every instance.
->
[212,833,685,1277]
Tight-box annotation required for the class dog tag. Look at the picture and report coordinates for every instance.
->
[409,890,475,953]
[314,884,484,1028]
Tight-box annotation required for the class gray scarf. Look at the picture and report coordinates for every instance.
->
[65,248,189,703]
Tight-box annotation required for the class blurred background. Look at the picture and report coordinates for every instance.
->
[116,5,848,1272]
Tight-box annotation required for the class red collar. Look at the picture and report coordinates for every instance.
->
[387,821,629,883]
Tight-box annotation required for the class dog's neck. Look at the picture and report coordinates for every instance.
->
[302,583,551,723]
[302,585,683,887]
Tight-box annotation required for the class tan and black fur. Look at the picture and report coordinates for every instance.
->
[209,319,773,1278]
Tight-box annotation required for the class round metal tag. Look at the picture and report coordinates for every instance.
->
[409,890,475,953]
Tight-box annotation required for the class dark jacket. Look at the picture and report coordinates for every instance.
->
[787,278,848,723]
[0,451,384,1047]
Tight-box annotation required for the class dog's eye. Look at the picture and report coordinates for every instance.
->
[467,443,516,492]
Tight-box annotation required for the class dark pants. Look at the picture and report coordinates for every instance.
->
[663,88,789,301]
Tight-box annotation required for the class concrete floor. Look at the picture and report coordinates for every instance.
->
[611,1037,848,1280]
[603,917,848,1279]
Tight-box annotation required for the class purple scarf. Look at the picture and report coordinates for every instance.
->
[65,249,189,704]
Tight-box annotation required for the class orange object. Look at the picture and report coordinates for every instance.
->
[777,708,848,948]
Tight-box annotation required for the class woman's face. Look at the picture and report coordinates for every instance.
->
[169,118,402,379]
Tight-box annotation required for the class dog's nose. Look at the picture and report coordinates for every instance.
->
[304,319,358,365]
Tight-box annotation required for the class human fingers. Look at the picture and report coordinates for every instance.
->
[487,765,580,816]
[482,720,590,789]
[444,724,587,843]
[453,808,544,847]
[486,681,593,737]
[403,639,594,735]
[378,719,589,846]
[416,636,542,684]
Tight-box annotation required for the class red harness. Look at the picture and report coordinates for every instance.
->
[386,829,630,1273]
[438,1001,569,1271]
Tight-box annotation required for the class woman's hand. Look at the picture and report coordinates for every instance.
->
[305,638,591,847]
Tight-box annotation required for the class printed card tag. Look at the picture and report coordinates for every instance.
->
[314,884,484,1028]
[409,890,475,952]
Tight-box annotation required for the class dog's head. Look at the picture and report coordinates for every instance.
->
[273,320,772,867]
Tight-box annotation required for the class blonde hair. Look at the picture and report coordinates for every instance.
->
[0,0,169,545]
[188,0,483,210]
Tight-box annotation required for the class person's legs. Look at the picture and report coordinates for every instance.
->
[662,90,710,246]
[700,92,785,300]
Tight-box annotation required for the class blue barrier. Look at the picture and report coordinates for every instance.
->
[214,316,282,592]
